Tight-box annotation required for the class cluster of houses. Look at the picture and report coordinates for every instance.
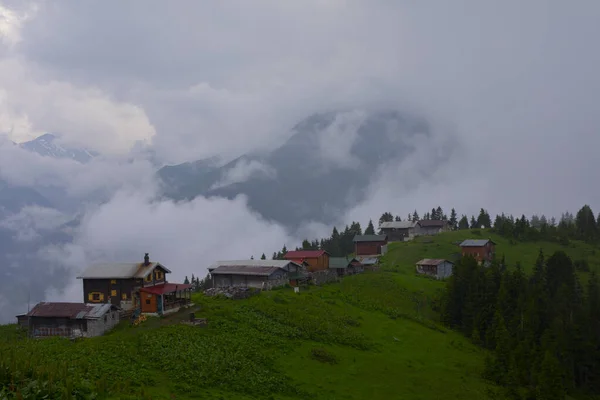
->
[14,222,497,340]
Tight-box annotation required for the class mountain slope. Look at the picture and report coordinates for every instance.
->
[0,272,492,399]
[158,109,455,228]
[19,133,98,163]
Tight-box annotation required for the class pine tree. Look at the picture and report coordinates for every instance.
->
[260,253,266,260]
[458,215,469,230]
[470,215,477,229]
[272,252,277,260]
[394,215,402,221]
[412,210,419,222]
[436,206,444,220]
[184,276,190,285]
[365,219,375,235]
[536,351,565,400]
[378,212,394,226]
[449,208,458,230]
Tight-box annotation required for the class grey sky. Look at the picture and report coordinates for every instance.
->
[0,1,599,320]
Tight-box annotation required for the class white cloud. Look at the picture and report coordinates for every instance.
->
[210,158,277,190]
[39,188,296,284]
[317,110,366,169]
[0,57,156,153]
[0,205,69,241]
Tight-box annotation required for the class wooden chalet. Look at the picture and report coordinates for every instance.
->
[415,259,454,279]
[353,234,388,256]
[379,221,419,242]
[16,302,120,339]
[417,220,452,235]
[208,260,306,288]
[77,253,192,316]
[459,239,496,265]
[328,256,362,276]
[283,250,330,272]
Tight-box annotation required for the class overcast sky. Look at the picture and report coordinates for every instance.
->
[1,1,600,317]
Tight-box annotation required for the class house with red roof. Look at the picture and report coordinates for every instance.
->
[283,250,331,272]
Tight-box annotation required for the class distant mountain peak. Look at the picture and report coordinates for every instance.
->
[20,133,98,164]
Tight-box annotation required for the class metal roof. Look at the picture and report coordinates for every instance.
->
[459,239,496,247]
[210,265,286,276]
[353,234,387,242]
[418,220,449,227]
[24,302,118,319]
[140,283,192,295]
[416,258,454,266]
[209,259,302,270]
[379,221,417,229]
[283,250,328,259]
[357,256,379,265]
[329,257,351,269]
[76,261,171,279]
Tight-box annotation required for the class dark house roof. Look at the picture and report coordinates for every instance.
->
[379,221,418,229]
[24,302,119,320]
[329,257,352,269]
[140,283,192,295]
[284,250,329,259]
[418,220,450,227]
[416,258,454,266]
[77,261,171,280]
[459,239,496,247]
[210,265,286,277]
[353,234,387,242]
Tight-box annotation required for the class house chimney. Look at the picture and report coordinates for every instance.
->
[144,253,150,266]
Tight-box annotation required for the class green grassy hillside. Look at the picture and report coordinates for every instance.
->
[381,229,600,274]
[2,230,597,399]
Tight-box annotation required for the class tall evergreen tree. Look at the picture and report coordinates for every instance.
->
[394,215,402,221]
[449,208,458,229]
[575,204,598,241]
[365,220,376,235]
[436,206,444,220]
[536,351,565,400]
[378,212,394,226]
[458,215,469,230]
[412,210,419,222]
[260,253,266,260]
[184,276,190,285]
[470,215,478,229]
[477,208,492,228]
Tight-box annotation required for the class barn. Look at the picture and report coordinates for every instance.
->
[17,302,120,339]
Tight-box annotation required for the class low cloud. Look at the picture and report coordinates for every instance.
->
[36,186,295,299]
[0,205,69,241]
[210,158,277,190]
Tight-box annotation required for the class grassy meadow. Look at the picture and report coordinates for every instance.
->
[1,229,598,399]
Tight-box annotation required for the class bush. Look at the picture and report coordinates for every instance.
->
[310,348,338,364]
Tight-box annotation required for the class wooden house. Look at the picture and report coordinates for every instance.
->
[379,221,420,242]
[283,250,330,272]
[328,256,361,276]
[17,302,120,339]
[210,265,288,289]
[77,253,192,315]
[353,234,388,256]
[415,259,454,279]
[459,239,496,265]
[208,260,306,287]
[416,220,451,235]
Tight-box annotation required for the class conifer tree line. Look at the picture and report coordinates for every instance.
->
[442,250,600,399]
[267,204,600,259]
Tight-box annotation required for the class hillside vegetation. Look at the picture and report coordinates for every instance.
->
[1,229,599,399]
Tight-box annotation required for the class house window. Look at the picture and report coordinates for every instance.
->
[155,270,163,280]
[145,299,151,305]
[122,293,128,300]
[111,290,117,297]
[145,274,153,282]
[110,279,117,284]
[88,292,103,302]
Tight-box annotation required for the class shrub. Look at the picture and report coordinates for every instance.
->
[310,348,338,364]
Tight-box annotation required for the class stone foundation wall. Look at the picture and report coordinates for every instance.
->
[310,269,339,285]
